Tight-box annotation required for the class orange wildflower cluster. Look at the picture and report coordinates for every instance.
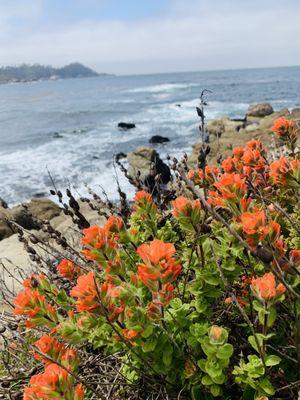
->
[271,116,297,142]
[172,196,201,218]
[269,157,300,186]
[187,166,220,186]
[251,272,286,301]
[290,249,300,266]
[70,271,100,313]
[240,210,281,248]
[14,284,57,328]
[34,335,79,371]
[137,239,182,315]
[57,260,81,280]
[133,190,156,212]
[208,173,247,208]
[221,140,267,176]
[81,216,124,262]
[24,363,84,400]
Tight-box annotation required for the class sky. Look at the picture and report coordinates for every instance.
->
[0,0,299,75]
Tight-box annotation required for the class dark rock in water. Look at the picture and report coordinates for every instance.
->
[92,155,100,160]
[149,135,170,144]
[33,192,47,198]
[115,152,127,161]
[0,198,8,209]
[53,132,63,138]
[118,122,136,130]
[175,104,181,107]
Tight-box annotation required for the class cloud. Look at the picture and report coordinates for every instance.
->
[0,0,299,74]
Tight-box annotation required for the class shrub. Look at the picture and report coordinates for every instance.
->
[1,118,300,399]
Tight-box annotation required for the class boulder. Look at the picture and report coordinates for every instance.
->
[118,122,136,130]
[149,135,170,144]
[0,207,13,240]
[127,146,171,189]
[206,118,245,138]
[10,198,61,230]
[0,198,8,209]
[247,103,274,118]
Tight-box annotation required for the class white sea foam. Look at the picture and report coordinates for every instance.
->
[127,82,197,94]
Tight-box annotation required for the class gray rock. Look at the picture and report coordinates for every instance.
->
[127,146,171,190]
[247,103,274,118]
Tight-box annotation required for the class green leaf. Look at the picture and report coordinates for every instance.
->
[142,337,157,352]
[248,336,259,353]
[267,307,277,327]
[141,325,153,339]
[259,377,275,395]
[162,345,173,367]
[170,298,182,309]
[216,343,234,360]
[253,300,265,313]
[201,375,213,386]
[265,354,281,366]
[210,384,222,397]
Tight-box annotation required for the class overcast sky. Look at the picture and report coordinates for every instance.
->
[0,0,299,75]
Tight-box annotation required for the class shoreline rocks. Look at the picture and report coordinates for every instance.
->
[118,122,136,130]
[189,105,300,166]
[149,135,170,144]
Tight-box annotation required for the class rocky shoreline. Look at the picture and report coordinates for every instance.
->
[0,102,299,299]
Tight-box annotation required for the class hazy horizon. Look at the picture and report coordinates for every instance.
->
[1,0,299,75]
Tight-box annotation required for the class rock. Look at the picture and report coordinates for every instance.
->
[0,207,13,240]
[127,146,171,189]
[115,152,127,162]
[149,135,170,144]
[53,132,63,138]
[247,103,274,118]
[0,198,8,209]
[206,118,245,138]
[118,122,136,130]
[175,104,181,107]
[10,198,61,230]
[0,234,32,295]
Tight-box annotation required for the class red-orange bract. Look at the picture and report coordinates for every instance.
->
[172,196,201,217]
[70,271,100,313]
[251,272,286,301]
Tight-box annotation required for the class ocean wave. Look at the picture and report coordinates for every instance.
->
[127,82,198,94]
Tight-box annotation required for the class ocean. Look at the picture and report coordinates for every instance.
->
[0,66,300,205]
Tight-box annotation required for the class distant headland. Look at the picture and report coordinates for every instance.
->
[0,62,109,84]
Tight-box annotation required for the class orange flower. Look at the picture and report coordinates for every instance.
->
[137,239,181,290]
[240,210,269,245]
[24,363,83,400]
[269,157,300,186]
[133,190,155,212]
[70,271,100,313]
[57,260,80,280]
[209,173,247,207]
[34,335,65,364]
[75,384,85,400]
[222,157,236,173]
[290,250,300,266]
[104,215,124,234]
[271,116,295,137]
[251,272,286,301]
[172,196,201,217]
[209,325,224,342]
[137,239,176,265]
[122,329,139,340]
[81,225,102,246]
